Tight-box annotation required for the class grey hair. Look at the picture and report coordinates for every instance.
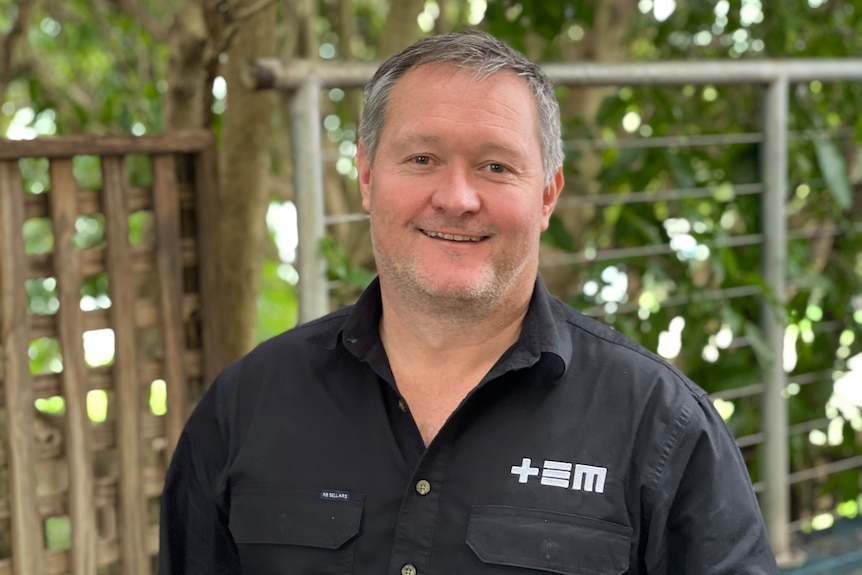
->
[358,30,564,185]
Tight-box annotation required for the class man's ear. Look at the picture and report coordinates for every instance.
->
[540,167,564,231]
[357,143,372,212]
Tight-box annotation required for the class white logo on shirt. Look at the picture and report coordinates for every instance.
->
[510,457,607,494]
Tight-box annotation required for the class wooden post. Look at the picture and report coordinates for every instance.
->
[152,155,188,462]
[101,156,148,575]
[0,160,44,575]
[48,158,98,575]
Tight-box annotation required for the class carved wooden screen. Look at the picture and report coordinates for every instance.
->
[0,131,223,575]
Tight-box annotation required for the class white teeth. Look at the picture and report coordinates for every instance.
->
[423,230,482,242]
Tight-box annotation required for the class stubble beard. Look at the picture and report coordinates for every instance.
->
[371,231,530,322]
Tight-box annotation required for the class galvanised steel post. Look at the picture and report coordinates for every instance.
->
[761,74,790,560]
[251,58,862,90]
[258,61,862,552]
[289,76,330,323]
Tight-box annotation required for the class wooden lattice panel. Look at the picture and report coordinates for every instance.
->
[0,132,223,575]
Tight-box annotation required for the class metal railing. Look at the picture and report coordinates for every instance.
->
[249,57,862,561]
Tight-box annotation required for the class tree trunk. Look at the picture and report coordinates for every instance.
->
[540,0,639,295]
[219,0,278,358]
[377,0,426,57]
[163,0,212,131]
[163,0,281,359]
[0,0,43,101]
[326,0,372,277]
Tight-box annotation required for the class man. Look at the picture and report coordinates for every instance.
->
[159,30,780,574]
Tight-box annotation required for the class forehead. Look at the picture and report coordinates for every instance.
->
[381,63,539,150]
[390,63,533,106]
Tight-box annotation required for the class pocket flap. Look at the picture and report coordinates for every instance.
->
[466,505,631,575]
[229,487,363,549]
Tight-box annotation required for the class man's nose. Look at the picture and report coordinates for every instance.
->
[430,166,481,215]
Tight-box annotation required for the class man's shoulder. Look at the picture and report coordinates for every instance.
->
[261,305,353,353]
[550,297,706,401]
[214,305,354,387]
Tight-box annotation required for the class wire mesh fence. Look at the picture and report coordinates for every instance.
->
[254,57,862,558]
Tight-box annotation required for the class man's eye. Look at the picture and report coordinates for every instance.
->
[412,155,430,164]
[488,163,506,173]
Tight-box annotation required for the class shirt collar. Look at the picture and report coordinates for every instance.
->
[488,275,570,382]
[322,276,572,382]
[338,277,389,368]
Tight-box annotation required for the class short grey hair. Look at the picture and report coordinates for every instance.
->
[358,30,564,185]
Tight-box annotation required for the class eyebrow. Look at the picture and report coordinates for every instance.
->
[391,133,524,159]
[390,133,442,148]
[474,141,525,159]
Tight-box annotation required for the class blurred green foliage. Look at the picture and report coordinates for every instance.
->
[5,0,861,529]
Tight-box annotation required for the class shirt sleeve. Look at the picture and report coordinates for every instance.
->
[158,381,242,575]
[643,394,781,574]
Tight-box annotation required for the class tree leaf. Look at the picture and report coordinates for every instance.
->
[543,213,574,251]
[743,320,774,368]
[813,137,852,210]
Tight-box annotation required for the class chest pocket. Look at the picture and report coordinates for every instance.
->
[229,486,363,575]
[466,505,631,575]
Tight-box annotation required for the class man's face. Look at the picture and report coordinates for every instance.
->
[357,63,563,311]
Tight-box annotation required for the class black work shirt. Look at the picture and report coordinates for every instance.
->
[159,277,780,574]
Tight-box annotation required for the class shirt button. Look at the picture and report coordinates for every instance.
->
[415,479,431,495]
[397,398,409,412]
[401,564,417,575]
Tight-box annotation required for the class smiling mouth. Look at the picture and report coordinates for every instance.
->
[421,230,486,242]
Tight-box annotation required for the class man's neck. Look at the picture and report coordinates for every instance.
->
[377,280,533,445]
[377,278,533,374]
